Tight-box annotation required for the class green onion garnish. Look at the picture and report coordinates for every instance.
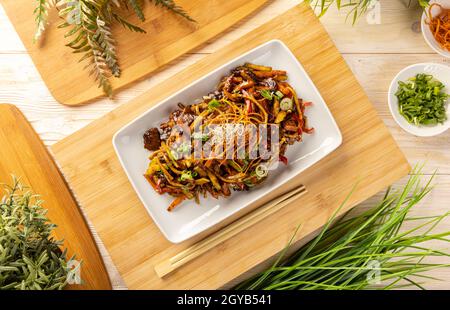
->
[208,99,221,111]
[395,73,448,126]
[260,89,273,100]
[179,170,195,182]
[275,90,284,100]
[280,97,293,111]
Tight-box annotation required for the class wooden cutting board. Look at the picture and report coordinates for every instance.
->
[0,0,268,106]
[51,3,410,289]
[0,104,111,290]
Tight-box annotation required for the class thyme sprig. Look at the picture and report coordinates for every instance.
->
[0,177,78,290]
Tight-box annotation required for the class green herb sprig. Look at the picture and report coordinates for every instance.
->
[33,0,195,97]
[307,0,430,24]
[396,74,448,126]
[236,167,450,290]
[0,177,78,290]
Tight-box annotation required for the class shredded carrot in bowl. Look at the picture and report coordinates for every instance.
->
[426,3,450,51]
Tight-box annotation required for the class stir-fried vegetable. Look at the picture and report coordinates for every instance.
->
[207,99,221,111]
[395,73,448,126]
[280,98,293,111]
[275,91,284,100]
[260,89,273,100]
[142,63,314,211]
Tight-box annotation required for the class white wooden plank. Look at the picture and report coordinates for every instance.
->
[190,1,432,54]
[0,4,26,53]
[319,0,432,54]
[0,1,435,55]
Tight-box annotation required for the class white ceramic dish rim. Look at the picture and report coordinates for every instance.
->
[388,62,450,137]
[113,39,343,243]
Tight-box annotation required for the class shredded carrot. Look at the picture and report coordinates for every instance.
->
[426,3,450,52]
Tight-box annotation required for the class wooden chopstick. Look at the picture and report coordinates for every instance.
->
[154,184,307,278]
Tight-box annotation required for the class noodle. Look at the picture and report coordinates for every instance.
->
[143,63,314,211]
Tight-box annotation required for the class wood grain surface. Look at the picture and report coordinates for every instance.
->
[50,4,410,289]
[0,104,111,290]
[0,0,268,105]
[1,0,449,289]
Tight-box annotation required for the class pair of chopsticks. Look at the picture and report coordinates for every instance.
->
[154,184,307,278]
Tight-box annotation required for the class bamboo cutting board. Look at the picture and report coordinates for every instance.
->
[0,104,111,290]
[51,3,410,289]
[0,0,268,106]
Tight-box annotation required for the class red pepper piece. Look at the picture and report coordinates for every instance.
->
[279,155,288,165]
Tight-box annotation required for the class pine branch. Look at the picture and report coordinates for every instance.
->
[33,0,58,42]
[59,0,113,97]
[149,0,196,23]
[129,0,145,21]
[112,13,147,33]
[111,0,147,33]
[88,39,113,96]
[95,16,120,77]
[35,0,195,97]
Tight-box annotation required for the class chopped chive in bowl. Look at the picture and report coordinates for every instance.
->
[395,73,448,126]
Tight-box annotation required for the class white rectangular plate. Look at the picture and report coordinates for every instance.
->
[113,40,342,243]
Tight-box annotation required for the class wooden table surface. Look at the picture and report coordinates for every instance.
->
[0,0,448,289]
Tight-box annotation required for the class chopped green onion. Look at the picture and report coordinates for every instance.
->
[280,97,293,111]
[192,132,209,142]
[275,90,284,100]
[208,99,221,111]
[177,142,191,154]
[255,164,268,179]
[260,89,273,100]
[243,179,255,188]
[395,73,448,126]
[170,150,179,160]
[179,170,194,181]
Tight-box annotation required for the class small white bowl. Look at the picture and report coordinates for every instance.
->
[421,0,450,58]
[388,63,450,137]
